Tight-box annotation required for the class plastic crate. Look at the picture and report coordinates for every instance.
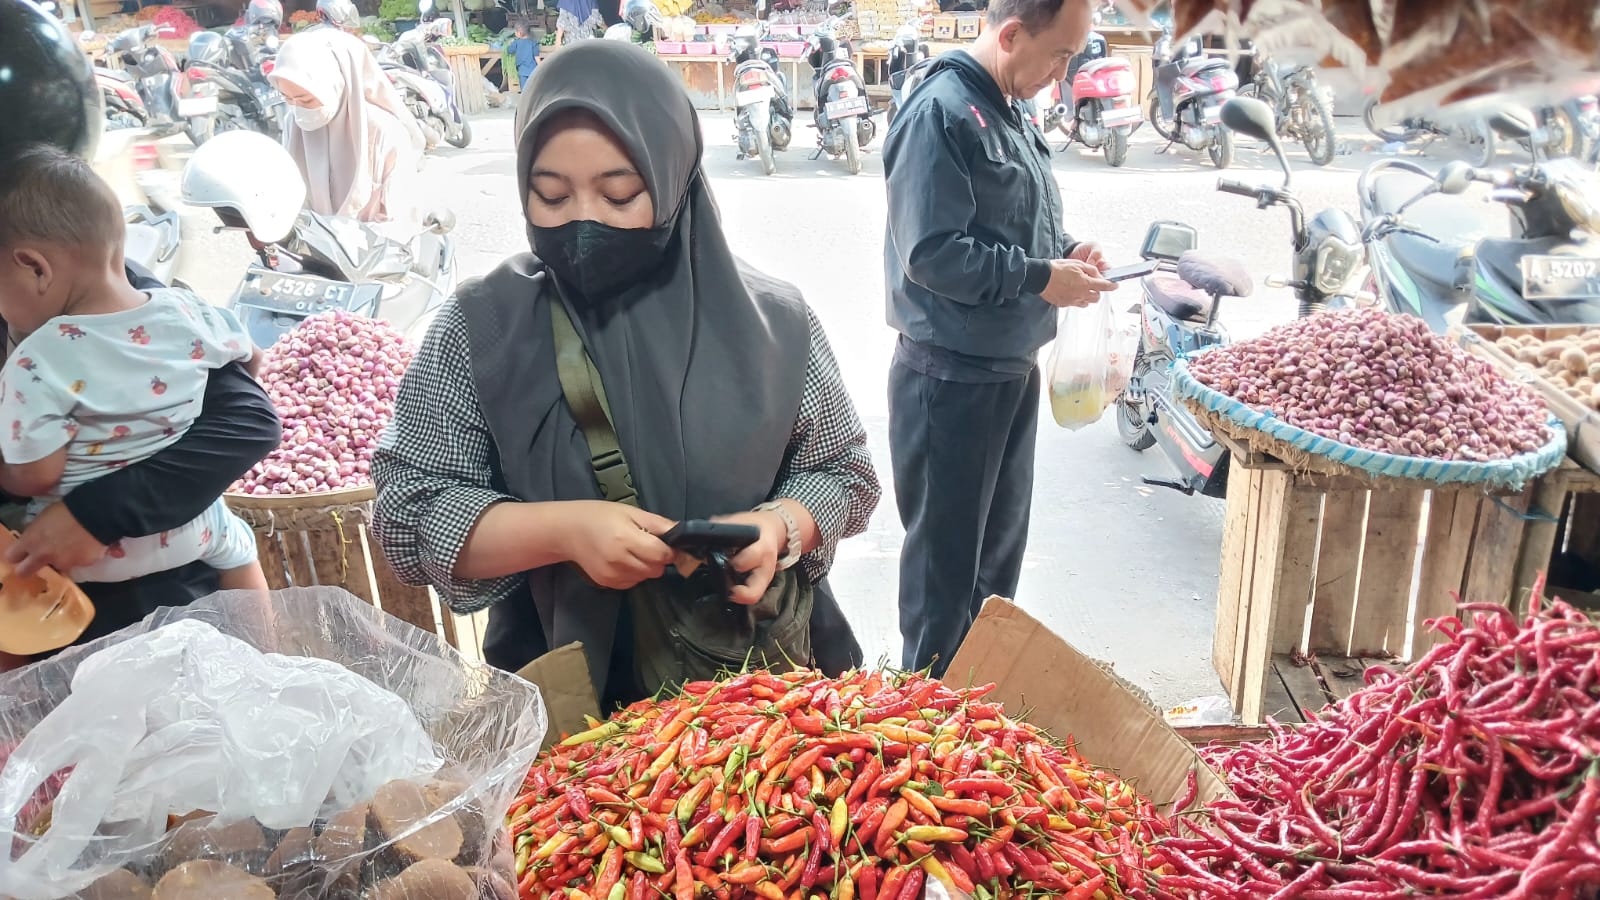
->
[655,40,687,53]
[683,40,715,54]
[773,41,807,56]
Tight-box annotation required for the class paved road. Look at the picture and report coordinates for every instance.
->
[159,107,1489,711]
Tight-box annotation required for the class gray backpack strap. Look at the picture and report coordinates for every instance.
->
[549,300,638,507]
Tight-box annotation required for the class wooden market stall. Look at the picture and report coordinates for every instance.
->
[1206,323,1600,727]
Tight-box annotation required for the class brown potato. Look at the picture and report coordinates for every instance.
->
[1518,347,1543,364]
[1540,342,1570,363]
[1562,347,1589,374]
[1563,370,1581,387]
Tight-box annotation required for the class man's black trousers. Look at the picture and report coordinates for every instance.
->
[889,360,1039,676]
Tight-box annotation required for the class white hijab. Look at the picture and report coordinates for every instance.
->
[271,29,425,224]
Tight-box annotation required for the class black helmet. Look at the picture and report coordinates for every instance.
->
[187,30,228,66]
[0,0,102,159]
[245,0,283,28]
[806,31,837,70]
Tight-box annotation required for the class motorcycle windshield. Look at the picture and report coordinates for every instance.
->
[292,212,412,282]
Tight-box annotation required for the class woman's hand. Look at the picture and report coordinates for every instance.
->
[715,510,790,606]
[562,501,675,590]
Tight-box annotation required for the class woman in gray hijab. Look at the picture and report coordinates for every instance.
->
[372,41,879,708]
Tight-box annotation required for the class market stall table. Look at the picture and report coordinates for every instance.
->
[660,53,811,110]
[442,43,497,114]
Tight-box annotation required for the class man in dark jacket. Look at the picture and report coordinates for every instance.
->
[883,0,1115,676]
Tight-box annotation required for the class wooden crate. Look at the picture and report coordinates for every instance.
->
[1457,325,1600,475]
[442,44,492,115]
[226,486,472,653]
[1212,433,1600,724]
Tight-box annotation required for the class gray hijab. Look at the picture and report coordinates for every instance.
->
[455,41,811,696]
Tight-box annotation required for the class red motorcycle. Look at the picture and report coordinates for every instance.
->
[1041,30,1140,167]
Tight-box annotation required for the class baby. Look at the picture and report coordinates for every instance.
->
[0,144,268,591]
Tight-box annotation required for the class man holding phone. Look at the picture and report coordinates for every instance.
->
[882,0,1116,676]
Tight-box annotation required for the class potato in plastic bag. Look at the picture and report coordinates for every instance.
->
[0,588,545,900]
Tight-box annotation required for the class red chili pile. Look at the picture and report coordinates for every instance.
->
[1159,587,1600,899]
[510,670,1172,900]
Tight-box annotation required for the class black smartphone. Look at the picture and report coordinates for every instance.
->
[1103,259,1159,283]
[661,520,762,556]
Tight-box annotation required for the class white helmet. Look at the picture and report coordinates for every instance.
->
[180,130,305,244]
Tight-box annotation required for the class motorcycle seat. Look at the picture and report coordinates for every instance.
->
[1371,172,1503,290]
[1144,273,1213,322]
[99,67,135,83]
[1177,251,1253,298]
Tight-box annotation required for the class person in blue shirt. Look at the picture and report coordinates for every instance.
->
[509,24,541,87]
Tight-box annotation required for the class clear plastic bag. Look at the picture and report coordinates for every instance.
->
[1047,299,1129,431]
[0,588,546,900]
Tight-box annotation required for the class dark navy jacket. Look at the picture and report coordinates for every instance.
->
[883,50,1075,374]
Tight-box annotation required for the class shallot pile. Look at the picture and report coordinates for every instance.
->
[512,669,1173,900]
[1158,587,1600,899]
[1188,308,1550,461]
[233,311,413,496]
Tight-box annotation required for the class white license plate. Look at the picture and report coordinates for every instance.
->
[737,85,774,104]
[1202,105,1222,124]
[253,273,354,310]
[826,96,868,119]
[1101,105,1141,124]
[177,95,218,117]
[1523,255,1600,301]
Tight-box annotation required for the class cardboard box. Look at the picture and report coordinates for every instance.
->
[946,597,1229,811]
[955,14,980,39]
[515,641,601,750]
[932,14,956,39]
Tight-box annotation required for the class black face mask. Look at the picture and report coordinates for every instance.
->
[530,219,676,302]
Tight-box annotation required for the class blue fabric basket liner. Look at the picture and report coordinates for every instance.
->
[1172,356,1567,492]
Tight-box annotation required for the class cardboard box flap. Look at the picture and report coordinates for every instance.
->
[515,641,601,751]
[945,598,1229,811]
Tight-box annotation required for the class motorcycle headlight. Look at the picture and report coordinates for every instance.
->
[1314,236,1362,294]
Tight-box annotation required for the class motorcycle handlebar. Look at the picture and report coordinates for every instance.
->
[1216,179,1258,198]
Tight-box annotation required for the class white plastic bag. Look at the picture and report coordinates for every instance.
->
[1047,298,1135,430]
[0,588,547,900]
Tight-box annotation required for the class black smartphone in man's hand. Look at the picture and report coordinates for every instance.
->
[1102,259,1159,283]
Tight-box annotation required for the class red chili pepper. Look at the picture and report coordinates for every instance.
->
[858,864,880,900]
[895,866,924,900]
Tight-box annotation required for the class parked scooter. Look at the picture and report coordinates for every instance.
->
[1238,45,1336,166]
[729,26,793,175]
[1147,27,1238,169]
[804,20,874,175]
[1115,97,1367,496]
[387,12,471,149]
[886,21,930,127]
[1048,26,1140,167]
[183,29,285,142]
[95,64,151,130]
[1358,134,1600,330]
[107,24,216,145]
[92,126,185,288]
[180,131,459,349]
[1362,97,1496,167]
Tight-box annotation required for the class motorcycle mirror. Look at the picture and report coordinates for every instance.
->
[1435,160,1474,195]
[1221,96,1291,185]
[1488,107,1533,140]
[423,207,456,235]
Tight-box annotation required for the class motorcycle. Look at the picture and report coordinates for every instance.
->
[1359,126,1600,331]
[1147,27,1239,169]
[106,24,217,145]
[90,126,186,288]
[1046,27,1140,167]
[180,132,460,349]
[1237,45,1336,166]
[1362,96,1496,167]
[387,15,472,149]
[1115,97,1368,496]
[183,28,285,142]
[729,26,794,175]
[804,20,875,175]
[886,20,931,127]
[96,65,150,130]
